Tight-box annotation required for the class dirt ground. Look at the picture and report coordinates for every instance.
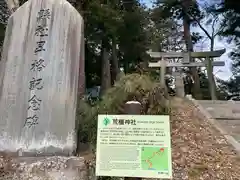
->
[169,97,240,180]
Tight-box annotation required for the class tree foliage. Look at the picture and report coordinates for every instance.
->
[210,0,240,96]
[0,0,150,90]
[77,73,168,144]
[0,1,10,25]
[1,0,238,100]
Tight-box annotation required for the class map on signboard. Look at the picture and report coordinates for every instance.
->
[141,147,168,171]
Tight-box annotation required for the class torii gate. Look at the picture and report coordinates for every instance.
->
[147,49,226,99]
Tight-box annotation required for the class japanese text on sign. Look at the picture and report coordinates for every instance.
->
[96,115,172,179]
[24,8,51,128]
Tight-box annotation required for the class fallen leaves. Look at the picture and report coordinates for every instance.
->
[170,97,240,180]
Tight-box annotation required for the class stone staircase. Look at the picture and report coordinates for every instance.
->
[197,100,240,144]
[197,100,240,119]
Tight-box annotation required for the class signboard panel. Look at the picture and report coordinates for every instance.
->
[96,115,172,179]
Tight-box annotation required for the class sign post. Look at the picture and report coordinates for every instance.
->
[124,101,142,180]
[96,103,172,179]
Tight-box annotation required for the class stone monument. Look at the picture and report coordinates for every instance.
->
[0,0,84,156]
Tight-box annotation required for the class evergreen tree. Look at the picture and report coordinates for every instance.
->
[0,0,178,96]
[211,0,240,98]
[151,0,204,99]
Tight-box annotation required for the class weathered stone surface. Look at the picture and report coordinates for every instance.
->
[0,155,88,180]
[216,120,240,143]
[198,100,240,119]
[0,0,84,155]
[172,72,184,97]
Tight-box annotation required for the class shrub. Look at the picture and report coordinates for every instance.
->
[76,73,169,146]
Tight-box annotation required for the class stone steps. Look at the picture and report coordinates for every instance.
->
[197,100,240,119]
[196,100,240,144]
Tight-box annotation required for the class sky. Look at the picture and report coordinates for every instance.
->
[140,0,153,6]
[140,0,233,81]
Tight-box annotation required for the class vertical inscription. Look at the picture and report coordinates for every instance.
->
[24,9,51,128]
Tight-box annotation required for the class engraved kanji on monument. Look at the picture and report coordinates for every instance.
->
[0,0,84,155]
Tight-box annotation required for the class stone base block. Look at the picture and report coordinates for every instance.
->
[0,155,88,180]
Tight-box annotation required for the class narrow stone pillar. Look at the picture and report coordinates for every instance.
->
[124,101,142,180]
[173,72,185,97]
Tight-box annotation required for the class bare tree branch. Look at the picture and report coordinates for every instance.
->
[186,11,212,40]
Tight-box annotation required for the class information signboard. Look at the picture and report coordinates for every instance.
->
[96,115,172,179]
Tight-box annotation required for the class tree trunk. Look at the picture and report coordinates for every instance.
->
[182,0,202,99]
[100,39,111,96]
[111,38,120,83]
[124,59,129,74]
